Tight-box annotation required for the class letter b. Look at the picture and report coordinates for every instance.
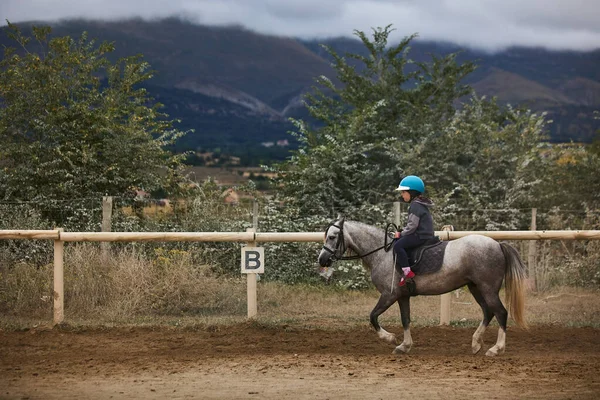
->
[245,251,261,270]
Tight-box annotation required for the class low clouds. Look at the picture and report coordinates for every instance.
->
[1,0,599,51]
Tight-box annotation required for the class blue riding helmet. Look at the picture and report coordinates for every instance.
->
[395,175,425,193]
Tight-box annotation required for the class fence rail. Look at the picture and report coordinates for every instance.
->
[438,230,600,241]
[59,231,256,242]
[0,230,61,240]
[2,230,600,242]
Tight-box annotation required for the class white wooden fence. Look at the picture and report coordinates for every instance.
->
[1,228,600,325]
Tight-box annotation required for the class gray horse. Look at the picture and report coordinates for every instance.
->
[318,218,528,356]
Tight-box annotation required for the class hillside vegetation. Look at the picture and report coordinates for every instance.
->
[1,18,598,163]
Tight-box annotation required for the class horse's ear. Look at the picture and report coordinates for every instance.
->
[337,214,345,227]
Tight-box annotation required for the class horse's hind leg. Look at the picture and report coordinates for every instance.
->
[479,289,509,357]
[393,295,413,354]
[467,283,494,355]
[370,293,399,345]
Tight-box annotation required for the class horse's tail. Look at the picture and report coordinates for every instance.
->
[500,242,528,330]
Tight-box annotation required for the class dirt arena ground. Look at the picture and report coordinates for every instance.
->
[1,323,599,400]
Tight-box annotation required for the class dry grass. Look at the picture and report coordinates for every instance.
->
[1,245,599,331]
[256,284,600,329]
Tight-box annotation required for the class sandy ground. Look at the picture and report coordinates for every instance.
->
[1,323,599,400]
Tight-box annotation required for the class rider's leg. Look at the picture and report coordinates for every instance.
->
[393,235,422,285]
[393,239,409,273]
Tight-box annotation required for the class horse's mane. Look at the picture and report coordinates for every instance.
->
[343,221,389,271]
[346,220,387,237]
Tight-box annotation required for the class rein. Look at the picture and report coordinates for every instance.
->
[322,222,398,262]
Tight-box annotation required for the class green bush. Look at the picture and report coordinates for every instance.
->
[0,203,54,267]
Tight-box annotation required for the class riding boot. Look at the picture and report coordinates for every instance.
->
[398,267,416,287]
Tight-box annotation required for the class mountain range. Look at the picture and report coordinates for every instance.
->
[2,18,599,164]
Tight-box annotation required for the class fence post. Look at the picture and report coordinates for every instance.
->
[528,208,537,291]
[246,227,257,319]
[252,198,259,230]
[440,225,454,325]
[53,228,65,325]
[393,201,401,226]
[101,196,113,261]
[245,203,262,318]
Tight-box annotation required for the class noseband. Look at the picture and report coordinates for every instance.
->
[321,223,347,262]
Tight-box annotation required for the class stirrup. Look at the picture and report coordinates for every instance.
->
[398,270,415,287]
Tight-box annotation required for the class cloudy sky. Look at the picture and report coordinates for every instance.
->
[1,0,599,52]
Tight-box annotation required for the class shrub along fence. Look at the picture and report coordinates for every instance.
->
[1,227,599,325]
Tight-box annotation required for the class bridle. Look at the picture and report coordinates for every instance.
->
[321,221,398,263]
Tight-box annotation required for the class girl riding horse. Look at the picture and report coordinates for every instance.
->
[393,175,435,286]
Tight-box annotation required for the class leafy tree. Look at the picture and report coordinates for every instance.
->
[524,111,600,217]
[272,27,475,216]
[0,22,188,224]
[273,26,548,229]
[538,143,600,212]
[423,99,548,229]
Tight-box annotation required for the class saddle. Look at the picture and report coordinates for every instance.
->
[407,237,449,275]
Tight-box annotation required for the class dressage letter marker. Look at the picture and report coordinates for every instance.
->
[241,247,264,274]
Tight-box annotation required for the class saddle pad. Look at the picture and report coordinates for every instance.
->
[409,241,449,275]
[407,237,440,264]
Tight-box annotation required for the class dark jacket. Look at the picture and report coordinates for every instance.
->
[400,196,435,239]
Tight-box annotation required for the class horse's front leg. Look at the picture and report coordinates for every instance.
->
[393,295,413,354]
[370,293,400,345]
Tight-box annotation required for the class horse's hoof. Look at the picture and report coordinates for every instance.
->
[383,335,397,345]
[377,331,397,345]
[485,348,498,357]
[393,344,411,354]
[472,340,483,355]
[486,345,505,357]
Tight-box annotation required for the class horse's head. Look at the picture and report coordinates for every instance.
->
[318,217,346,267]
